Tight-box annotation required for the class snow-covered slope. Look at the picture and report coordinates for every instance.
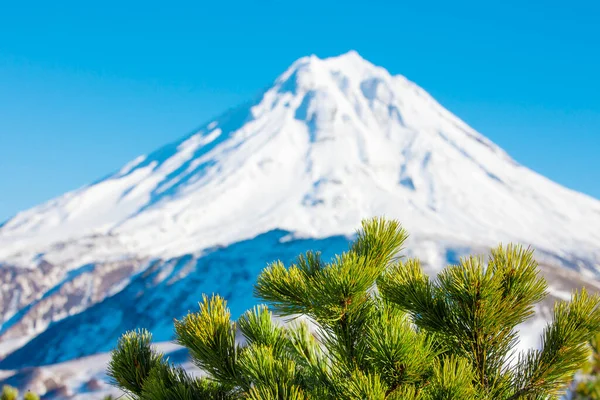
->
[3,51,600,268]
[1,51,600,385]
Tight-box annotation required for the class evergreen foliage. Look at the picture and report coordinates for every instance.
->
[573,332,600,399]
[0,386,38,400]
[22,392,39,400]
[107,218,600,399]
[1,386,18,400]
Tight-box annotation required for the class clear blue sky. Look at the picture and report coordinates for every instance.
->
[1,0,599,222]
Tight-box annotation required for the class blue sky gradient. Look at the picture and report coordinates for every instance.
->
[0,0,598,221]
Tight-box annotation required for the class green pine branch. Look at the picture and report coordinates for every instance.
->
[106,217,600,400]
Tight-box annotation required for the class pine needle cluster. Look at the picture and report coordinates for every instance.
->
[573,332,600,399]
[107,218,600,399]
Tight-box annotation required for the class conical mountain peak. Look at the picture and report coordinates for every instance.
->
[1,54,599,275]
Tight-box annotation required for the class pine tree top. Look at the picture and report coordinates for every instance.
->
[107,217,600,399]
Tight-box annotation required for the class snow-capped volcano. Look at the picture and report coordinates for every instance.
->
[1,51,600,396]
[2,50,599,268]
